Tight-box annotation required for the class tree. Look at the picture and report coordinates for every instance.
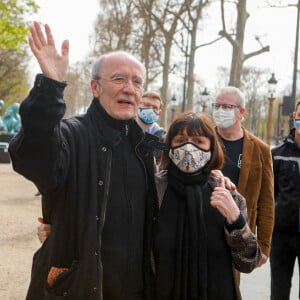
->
[176,0,212,111]
[219,0,270,87]
[0,0,38,110]
[240,66,269,137]
[0,49,30,107]
[64,59,93,117]
[139,0,188,126]
[0,0,38,51]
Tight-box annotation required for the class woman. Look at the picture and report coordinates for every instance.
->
[153,111,261,300]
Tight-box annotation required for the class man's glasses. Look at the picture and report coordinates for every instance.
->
[212,103,240,110]
[96,75,144,94]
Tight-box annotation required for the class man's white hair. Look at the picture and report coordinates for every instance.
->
[216,86,246,108]
[91,51,146,80]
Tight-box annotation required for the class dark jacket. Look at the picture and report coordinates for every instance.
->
[154,170,262,300]
[272,128,300,231]
[9,75,159,300]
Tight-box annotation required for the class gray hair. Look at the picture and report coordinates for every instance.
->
[216,86,246,108]
[91,51,146,80]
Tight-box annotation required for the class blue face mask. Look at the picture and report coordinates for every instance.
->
[294,119,300,134]
[137,108,159,125]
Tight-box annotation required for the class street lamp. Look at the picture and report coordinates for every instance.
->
[266,73,278,145]
[171,95,177,121]
[200,88,209,112]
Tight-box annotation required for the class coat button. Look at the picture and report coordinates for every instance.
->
[98,180,104,186]
[93,287,97,293]
[96,215,99,221]
[63,291,68,296]
[101,146,107,152]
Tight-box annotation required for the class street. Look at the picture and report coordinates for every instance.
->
[0,163,299,299]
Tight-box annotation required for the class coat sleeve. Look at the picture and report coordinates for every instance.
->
[256,143,274,256]
[225,191,262,273]
[8,74,69,193]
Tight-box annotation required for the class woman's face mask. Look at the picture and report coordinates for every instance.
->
[212,108,236,128]
[137,108,159,125]
[169,142,211,174]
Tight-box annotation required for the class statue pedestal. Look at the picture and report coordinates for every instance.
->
[0,134,14,143]
[0,142,10,163]
[0,134,14,163]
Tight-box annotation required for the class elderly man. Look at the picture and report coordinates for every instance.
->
[9,22,160,300]
[211,86,274,271]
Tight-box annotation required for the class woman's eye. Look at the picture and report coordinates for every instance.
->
[175,138,185,144]
[194,139,203,145]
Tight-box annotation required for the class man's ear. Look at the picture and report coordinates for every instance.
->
[292,111,296,119]
[91,80,101,98]
[157,109,162,116]
[239,107,246,115]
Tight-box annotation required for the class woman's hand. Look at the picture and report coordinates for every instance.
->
[210,185,240,224]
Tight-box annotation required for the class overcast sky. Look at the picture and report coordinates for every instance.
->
[31,0,299,95]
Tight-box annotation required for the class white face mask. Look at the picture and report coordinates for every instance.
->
[169,142,211,174]
[212,108,236,128]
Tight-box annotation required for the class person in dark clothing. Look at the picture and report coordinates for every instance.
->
[153,111,262,300]
[8,21,161,300]
[136,91,166,140]
[136,91,166,162]
[270,100,300,300]
[211,87,274,270]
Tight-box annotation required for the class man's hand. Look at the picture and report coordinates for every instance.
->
[256,253,268,268]
[29,21,69,81]
[37,217,52,244]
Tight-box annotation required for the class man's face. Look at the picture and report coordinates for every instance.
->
[214,93,245,121]
[91,54,145,120]
[139,97,162,115]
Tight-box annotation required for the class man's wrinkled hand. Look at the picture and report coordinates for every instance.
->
[37,217,52,243]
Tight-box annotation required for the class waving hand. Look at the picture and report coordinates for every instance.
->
[29,21,69,81]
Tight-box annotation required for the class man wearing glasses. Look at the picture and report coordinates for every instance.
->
[211,87,274,274]
[9,22,160,300]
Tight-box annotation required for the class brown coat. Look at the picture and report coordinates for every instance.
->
[237,128,274,256]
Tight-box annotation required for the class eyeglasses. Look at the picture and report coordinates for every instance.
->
[96,75,144,94]
[212,103,240,110]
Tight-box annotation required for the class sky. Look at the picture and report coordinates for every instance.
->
[30,0,299,96]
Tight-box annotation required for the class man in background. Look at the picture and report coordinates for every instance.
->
[270,100,300,300]
[136,91,166,161]
[211,86,274,270]
[136,91,166,141]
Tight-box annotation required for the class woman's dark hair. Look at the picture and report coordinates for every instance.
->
[159,111,224,171]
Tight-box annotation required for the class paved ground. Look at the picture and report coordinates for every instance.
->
[0,162,299,299]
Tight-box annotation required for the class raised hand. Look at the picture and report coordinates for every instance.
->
[29,21,69,81]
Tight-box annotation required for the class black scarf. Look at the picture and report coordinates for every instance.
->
[168,162,210,300]
[155,162,236,300]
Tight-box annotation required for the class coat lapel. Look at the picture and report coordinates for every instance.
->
[237,128,254,195]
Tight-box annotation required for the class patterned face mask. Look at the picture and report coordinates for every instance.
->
[137,108,159,125]
[169,142,211,174]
